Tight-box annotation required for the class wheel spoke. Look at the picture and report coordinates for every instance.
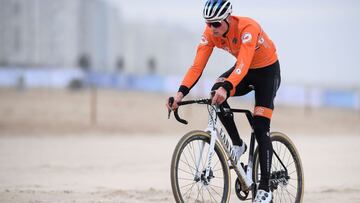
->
[212,159,220,171]
[209,184,223,200]
[288,170,296,176]
[181,150,195,175]
[213,168,224,172]
[284,186,297,200]
[205,185,218,203]
[186,143,196,170]
[178,167,194,176]
[286,152,292,166]
[186,182,196,202]
[195,184,204,202]
[180,159,197,172]
[209,184,224,190]
[281,144,287,166]
[178,177,195,181]
[180,181,196,189]
[190,141,198,170]
[287,182,297,190]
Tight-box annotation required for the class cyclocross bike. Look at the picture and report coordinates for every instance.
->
[168,97,304,203]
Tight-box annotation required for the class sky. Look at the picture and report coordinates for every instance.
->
[106,0,360,87]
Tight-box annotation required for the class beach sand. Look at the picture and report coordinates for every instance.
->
[0,89,359,202]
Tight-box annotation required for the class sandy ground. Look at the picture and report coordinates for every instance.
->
[0,89,360,202]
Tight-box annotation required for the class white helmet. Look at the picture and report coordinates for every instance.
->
[203,0,232,23]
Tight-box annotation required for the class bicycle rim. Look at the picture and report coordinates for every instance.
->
[170,130,230,203]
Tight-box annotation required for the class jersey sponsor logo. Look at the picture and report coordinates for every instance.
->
[200,35,208,45]
[235,63,244,75]
[255,36,265,50]
[232,37,238,44]
[254,107,265,115]
[254,106,273,119]
[258,36,264,44]
[241,32,252,44]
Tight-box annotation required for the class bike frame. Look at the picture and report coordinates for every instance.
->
[196,104,256,191]
[170,97,302,202]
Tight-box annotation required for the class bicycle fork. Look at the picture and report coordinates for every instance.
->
[194,129,217,185]
[193,106,219,185]
[194,139,205,182]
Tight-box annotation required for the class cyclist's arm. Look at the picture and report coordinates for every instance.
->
[222,25,260,96]
[178,31,214,97]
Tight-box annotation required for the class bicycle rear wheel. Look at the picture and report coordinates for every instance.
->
[170,130,231,203]
[253,132,304,203]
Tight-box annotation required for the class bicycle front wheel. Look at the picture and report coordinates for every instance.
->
[170,130,231,203]
[253,132,304,203]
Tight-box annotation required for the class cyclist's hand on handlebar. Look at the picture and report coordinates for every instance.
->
[166,92,184,111]
[211,87,227,105]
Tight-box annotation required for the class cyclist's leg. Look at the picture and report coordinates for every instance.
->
[252,61,281,192]
[211,66,252,146]
[253,116,272,192]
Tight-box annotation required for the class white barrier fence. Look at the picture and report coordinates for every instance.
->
[0,67,359,110]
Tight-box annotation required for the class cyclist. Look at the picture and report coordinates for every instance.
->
[166,0,280,202]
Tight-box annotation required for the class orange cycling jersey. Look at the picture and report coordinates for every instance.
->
[179,16,278,96]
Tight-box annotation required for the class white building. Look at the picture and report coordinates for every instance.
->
[122,22,234,77]
[0,0,232,75]
[122,22,196,75]
[0,0,123,71]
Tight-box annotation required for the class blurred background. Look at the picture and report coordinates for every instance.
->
[0,0,359,133]
[0,0,359,108]
[0,0,360,202]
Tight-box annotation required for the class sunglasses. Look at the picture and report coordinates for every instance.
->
[206,21,222,28]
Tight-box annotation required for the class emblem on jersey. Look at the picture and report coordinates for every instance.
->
[200,35,208,45]
[235,63,244,75]
[258,36,264,44]
[232,38,238,44]
[241,32,252,44]
[255,36,265,50]
[254,107,265,115]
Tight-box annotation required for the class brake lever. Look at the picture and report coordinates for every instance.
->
[168,97,174,119]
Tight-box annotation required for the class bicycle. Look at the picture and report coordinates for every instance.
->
[168,97,304,203]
